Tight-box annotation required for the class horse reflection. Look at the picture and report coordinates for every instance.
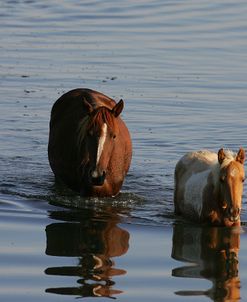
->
[171,224,241,301]
[45,210,129,298]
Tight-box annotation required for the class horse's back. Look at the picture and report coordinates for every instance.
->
[175,150,217,185]
[174,150,217,216]
[50,88,116,123]
[177,150,217,173]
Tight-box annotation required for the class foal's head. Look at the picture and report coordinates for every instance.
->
[217,148,245,225]
[80,99,124,186]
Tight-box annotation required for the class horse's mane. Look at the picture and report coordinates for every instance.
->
[220,150,236,168]
[77,115,90,149]
[212,150,236,184]
[77,107,115,149]
[88,107,115,132]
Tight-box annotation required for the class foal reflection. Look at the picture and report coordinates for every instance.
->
[171,224,241,301]
[45,210,129,298]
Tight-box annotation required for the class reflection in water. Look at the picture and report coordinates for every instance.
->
[171,224,241,302]
[45,209,129,298]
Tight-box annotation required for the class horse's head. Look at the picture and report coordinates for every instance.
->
[81,99,124,187]
[217,148,245,225]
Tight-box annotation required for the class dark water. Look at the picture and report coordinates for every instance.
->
[1,0,247,301]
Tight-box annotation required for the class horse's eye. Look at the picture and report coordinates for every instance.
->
[112,133,116,139]
[242,177,246,183]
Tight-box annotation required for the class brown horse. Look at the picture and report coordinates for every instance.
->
[45,208,129,298]
[48,88,132,197]
[174,148,245,226]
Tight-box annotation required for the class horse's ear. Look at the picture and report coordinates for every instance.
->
[83,98,93,114]
[112,99,124,117]
[236,147,245,164]
[218,148,226,165]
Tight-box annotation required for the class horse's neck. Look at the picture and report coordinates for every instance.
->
[210,163,221,200]
[201,166,222,223]
[204,170,218,202]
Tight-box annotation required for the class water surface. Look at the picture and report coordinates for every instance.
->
[1,0,247,301]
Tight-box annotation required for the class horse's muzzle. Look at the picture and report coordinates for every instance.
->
[91,170,106,186]
[227,207,241,222]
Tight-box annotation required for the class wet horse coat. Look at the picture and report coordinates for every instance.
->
[48,88,132,197]
[174,148,245,226]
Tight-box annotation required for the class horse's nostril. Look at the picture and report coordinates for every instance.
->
[90,170,106,186]
[228,207,241,221]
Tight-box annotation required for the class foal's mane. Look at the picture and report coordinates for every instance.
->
[212,150,236,184]
[77,107,115,149]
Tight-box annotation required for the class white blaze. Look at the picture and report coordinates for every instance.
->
[92,123,107,178]
[97,123,107,165]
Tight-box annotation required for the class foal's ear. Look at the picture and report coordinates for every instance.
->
[112,99,124,117]
[236,147,245,164]
[83,98,93,114]
[218,148,226,165]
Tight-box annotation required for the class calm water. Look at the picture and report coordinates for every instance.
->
[1,0,247,301]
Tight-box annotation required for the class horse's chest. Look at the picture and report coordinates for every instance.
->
[184,170,209,218]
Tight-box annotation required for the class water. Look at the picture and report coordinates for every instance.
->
[1,0,247,301]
